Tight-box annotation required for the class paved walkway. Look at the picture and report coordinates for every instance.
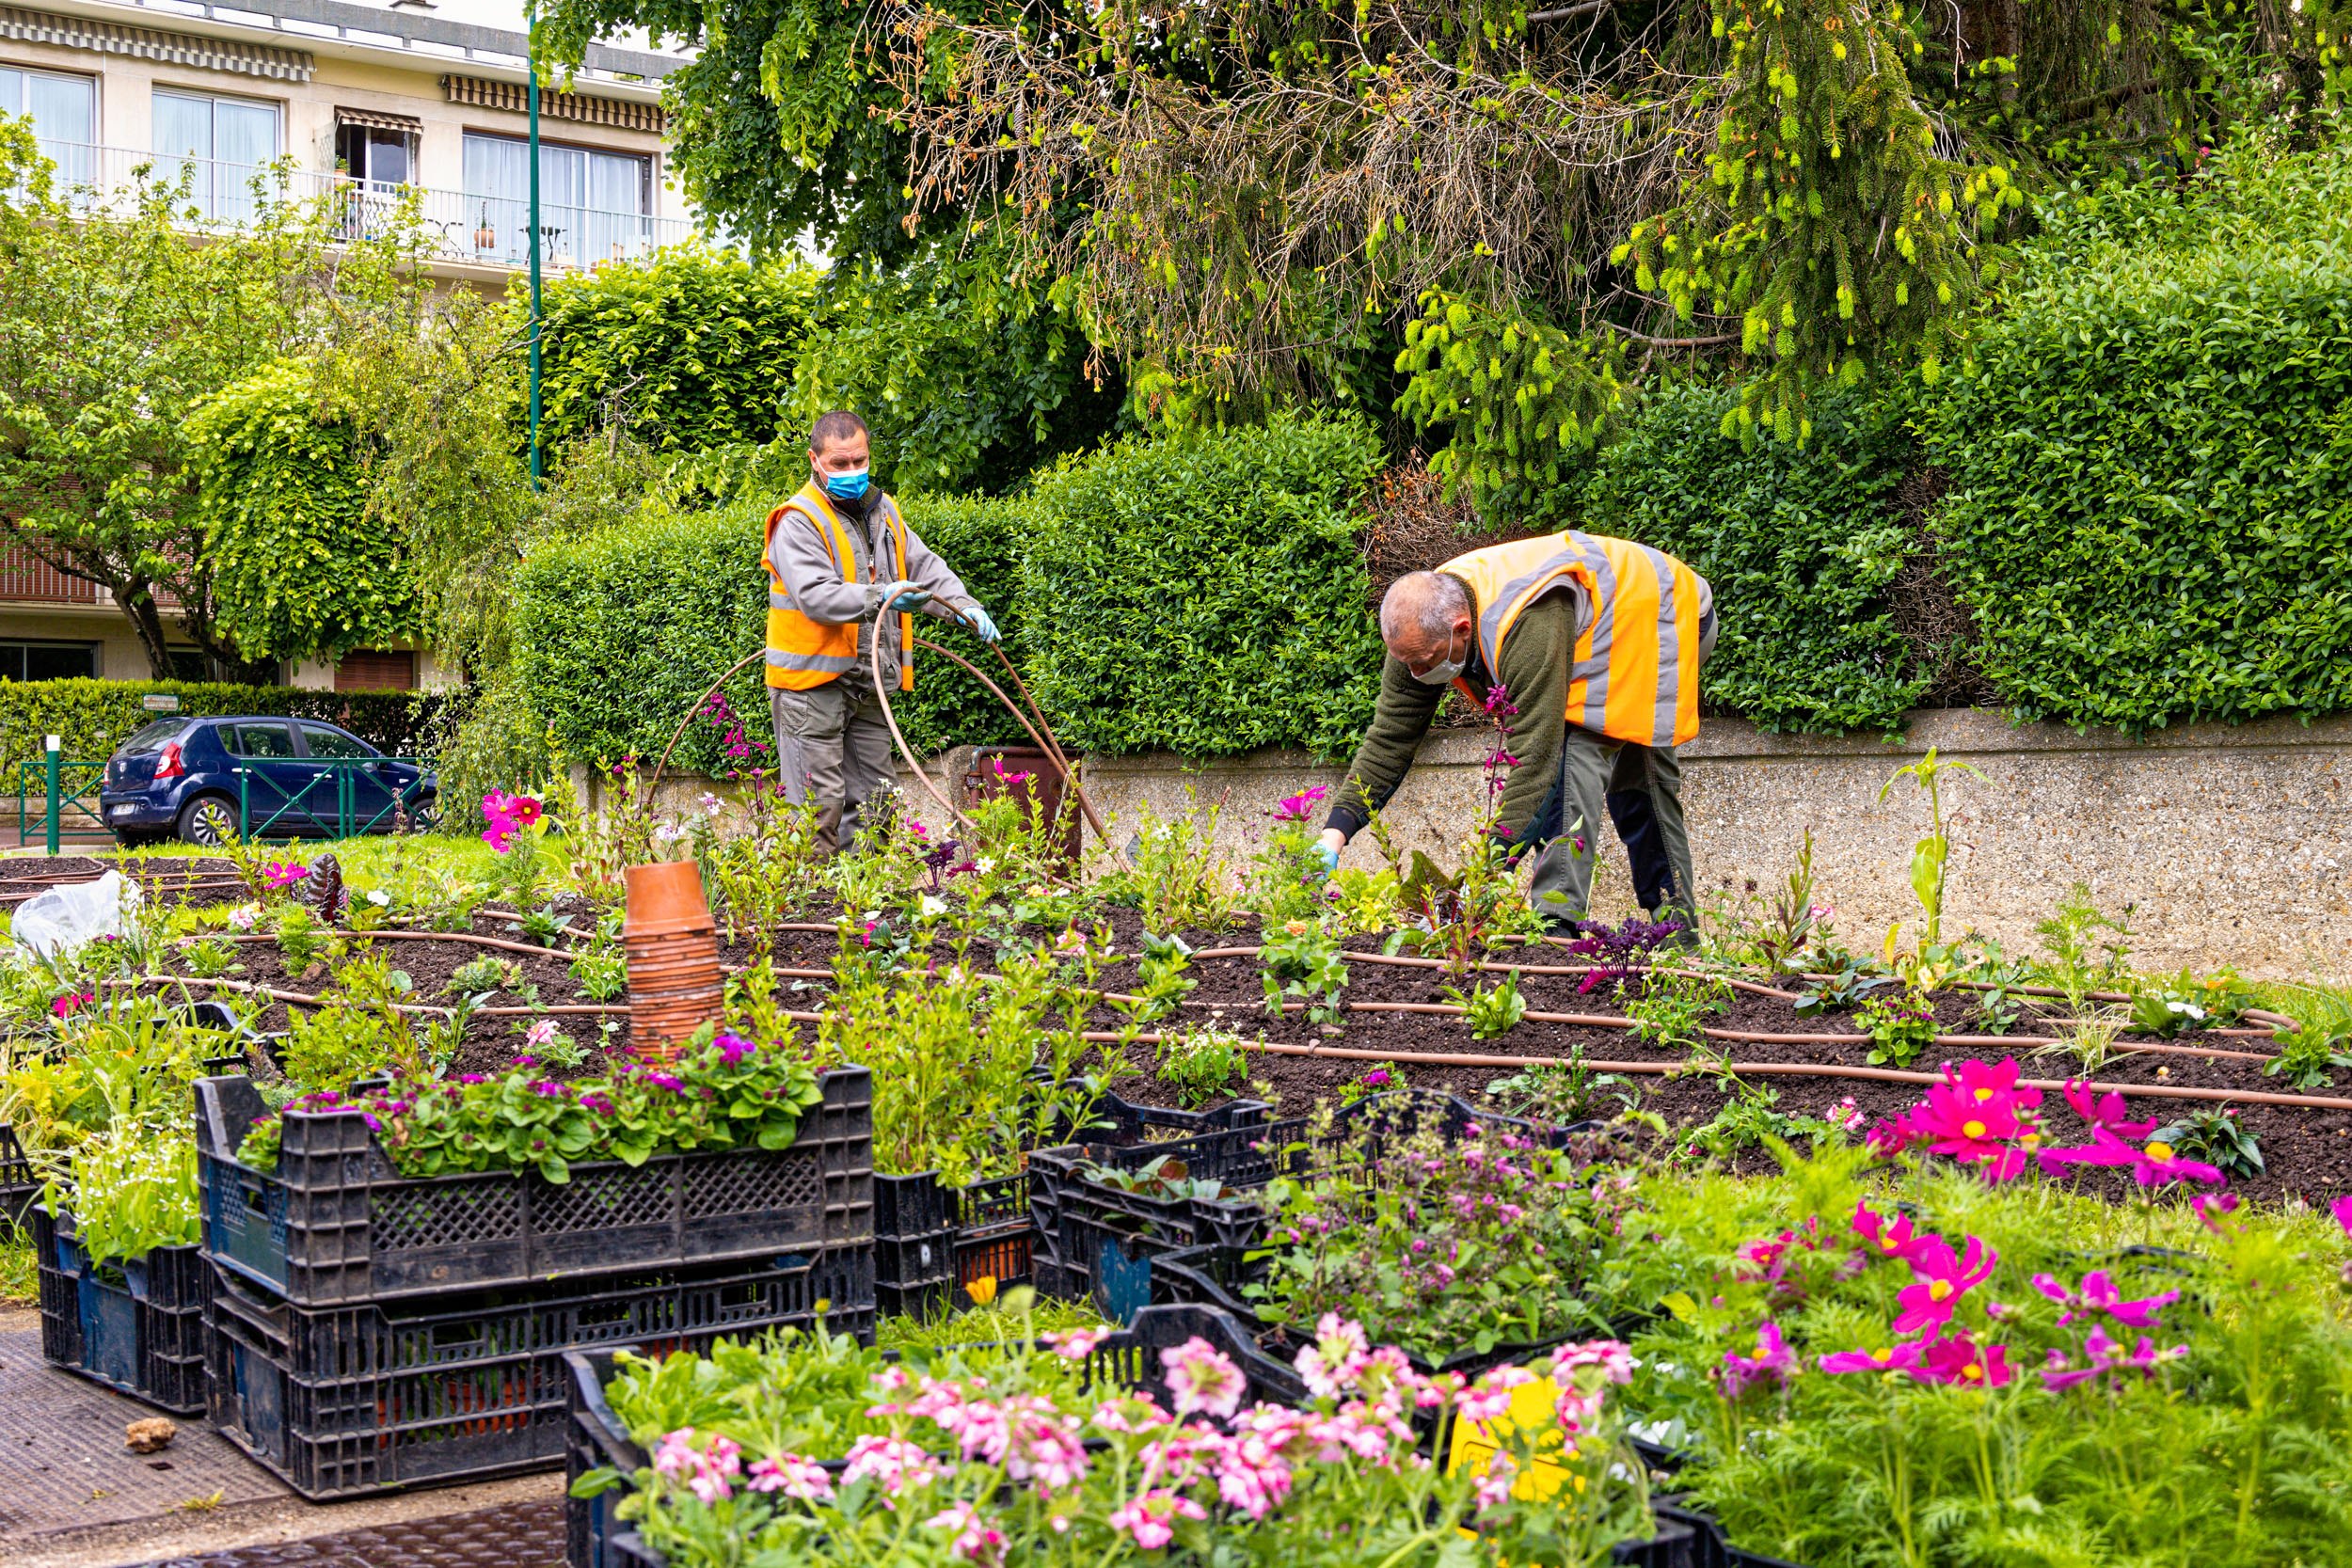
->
[0,1312,564,1568]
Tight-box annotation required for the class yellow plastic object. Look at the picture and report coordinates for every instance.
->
[1445,1370,1585,1505]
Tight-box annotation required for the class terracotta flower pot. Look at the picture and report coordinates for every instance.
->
[623,861,715,938]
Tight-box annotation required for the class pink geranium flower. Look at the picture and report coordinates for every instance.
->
[1160,1338,1246,1419]
[746,1452,834,1501]
[1893,1235,1998,1336]
[1106,1490,1206,1551]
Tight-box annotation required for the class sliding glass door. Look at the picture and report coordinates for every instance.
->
[461,133,652,269]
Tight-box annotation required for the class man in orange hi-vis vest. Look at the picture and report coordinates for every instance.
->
[765,410,999,856]
[1315,532,1715,934]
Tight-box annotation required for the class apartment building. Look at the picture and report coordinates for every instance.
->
[0,0,691,689]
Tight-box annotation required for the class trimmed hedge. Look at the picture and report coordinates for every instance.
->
[509,495,1028,775]
[1925,150,2352,733]
[0,680,461,783]
[1565,384,1929,735]
[1017,413,1387,759]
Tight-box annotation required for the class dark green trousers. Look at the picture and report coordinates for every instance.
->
[1524,723,1697,931]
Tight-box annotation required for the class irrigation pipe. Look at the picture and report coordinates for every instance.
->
[1069,1030,2352,1112]
[104,974,624,1018]
[208,929,583,962]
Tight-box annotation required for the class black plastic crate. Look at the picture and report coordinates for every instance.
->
[0,1123,35,1233]
[208,1243,876,1499]
[33,1207,210,1415]
[196,1069,875,1307]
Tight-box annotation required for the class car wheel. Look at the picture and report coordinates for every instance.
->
[404,792,441,833]
[176,793,242,847]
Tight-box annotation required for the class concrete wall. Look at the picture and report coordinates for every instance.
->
[1067,708,2351,979]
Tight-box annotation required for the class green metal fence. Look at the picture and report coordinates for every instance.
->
[234,759,434,841]
[15,757,105,852]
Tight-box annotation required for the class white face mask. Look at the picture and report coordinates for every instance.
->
[1407,630,1468,686]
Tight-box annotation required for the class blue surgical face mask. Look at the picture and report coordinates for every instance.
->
[822,468,871,502]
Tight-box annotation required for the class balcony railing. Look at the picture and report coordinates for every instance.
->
[16,140,696,273]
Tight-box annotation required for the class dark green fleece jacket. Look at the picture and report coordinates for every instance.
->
[1324,578,1587,847]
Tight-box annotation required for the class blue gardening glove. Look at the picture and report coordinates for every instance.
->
[962,603,1001,643]
[888,586,932,613]
[1312,838,1340,878]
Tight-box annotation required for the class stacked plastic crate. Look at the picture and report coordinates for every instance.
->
[191,1068,877,1498]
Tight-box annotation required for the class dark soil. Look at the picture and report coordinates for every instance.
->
[109,891,2349,1205]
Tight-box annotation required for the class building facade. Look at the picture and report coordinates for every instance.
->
[0,0,690,689]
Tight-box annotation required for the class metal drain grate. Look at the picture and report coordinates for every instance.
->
[137,1498,565,1568]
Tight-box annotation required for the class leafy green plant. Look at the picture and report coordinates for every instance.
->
[2034,881,2136,1008]
[1879,748,1983,949]
[1486,1047,1638,1125]
[572,950,628,1003]
[1792,953,1892,1017]
[2264,1025,2351,1092]
[274,906,324,970]
[55,1126,201,1269]
[448,954,507,995]
[1621,970,1731,1053]
[1120,932,1197,1026]
[1152,1025,1248,1109]
[2147,1106,2265,1180]
[177,937,237,980]
[1098,794,1237,933]
[1258,920,1349,1028]
[1439,969,1529,1040]
[1856,987,1939,1069]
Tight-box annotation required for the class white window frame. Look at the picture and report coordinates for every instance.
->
[0,62,100,187]
[151,86,283,223]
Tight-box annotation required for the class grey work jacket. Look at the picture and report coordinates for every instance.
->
[768,487,979,688]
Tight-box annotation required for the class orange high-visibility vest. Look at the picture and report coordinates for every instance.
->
[1438,531,1708,749]
[763,481,914,692]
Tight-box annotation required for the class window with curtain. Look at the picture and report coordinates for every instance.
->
[0,67,96,189]
[152,87,279,224]
[462,132,652,268]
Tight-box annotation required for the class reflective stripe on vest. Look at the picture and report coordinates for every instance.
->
[1438,531,1707,749]
[762,482,915,691]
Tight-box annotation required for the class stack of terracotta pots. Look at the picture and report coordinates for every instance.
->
[621,860,723,1060]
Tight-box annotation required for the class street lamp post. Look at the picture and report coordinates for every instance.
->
[526,0,545,488]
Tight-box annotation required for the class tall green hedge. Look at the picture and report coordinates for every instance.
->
[1018,413,1387,759]
[1926,150,2352,732]
[509,494,1029,774]
[1568,385,1927,735]
[0,679,461,783]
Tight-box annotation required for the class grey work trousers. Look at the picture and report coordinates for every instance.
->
[1525,725,1698,933]
[771,679,895,857]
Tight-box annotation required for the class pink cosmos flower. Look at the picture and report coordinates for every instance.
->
[1912,1333,2012,1388]
[1295,1313,1371,1398]
[1851,1201,1939,1264]
[1908,1059,2042,1167]
[1161,1337,1246,1419]
[50,990,93,1019]
[926,1500,1008,1564]
[1106,1490,1207,1550]
[1274,784,1330,824]
[2062,1078,2156,1138]
[2027,1269,2179,1329]
[1821,1342,1927,1376]
[2331,1193,2352,1239]
[2042,1325,2187,1390]
[263,859,310,889]
[746,1452,834,1501]
[1892,1235,1998,1337]
[1865,1116,1917,1157]
[1720,1322,1796,1397]
[2040,1125,2226,1188]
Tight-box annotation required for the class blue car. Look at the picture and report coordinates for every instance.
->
[100,715,439,847]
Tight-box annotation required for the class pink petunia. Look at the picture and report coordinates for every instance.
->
[746,1452,834,1501]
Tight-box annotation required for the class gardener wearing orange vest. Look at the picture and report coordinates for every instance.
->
[1315,533,1715,933]
[766,410,998,856]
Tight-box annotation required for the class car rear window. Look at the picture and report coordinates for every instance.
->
[301,724,376,760]
[119,719,189,754]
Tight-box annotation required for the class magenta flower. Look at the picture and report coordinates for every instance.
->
[50,990,93,1019]
[1820,1342,1926,1376]
[1159,1337,1245,1419]
[1913,1333,2012,1388]
[1720,1322,1796,1397]
[1865,1116,1918,1157]
[747,1452,834,1501]
[2192,1191,2242,1233]
[1908,1059,2042,1167]
[263,859,310,889]
[2331,1194,2352,1238]
[2042,1326,2187,1390]
[1273,784,1329,824]
[714,1031,756,1066]
[2028,1268,2180,1329]
[1851,1201,1939,1264]
[1106,1491,1206,1552]
[2040,1125,2226,1188]
[1893,1235,1998,1337]
[2062,1078,2156,1138]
